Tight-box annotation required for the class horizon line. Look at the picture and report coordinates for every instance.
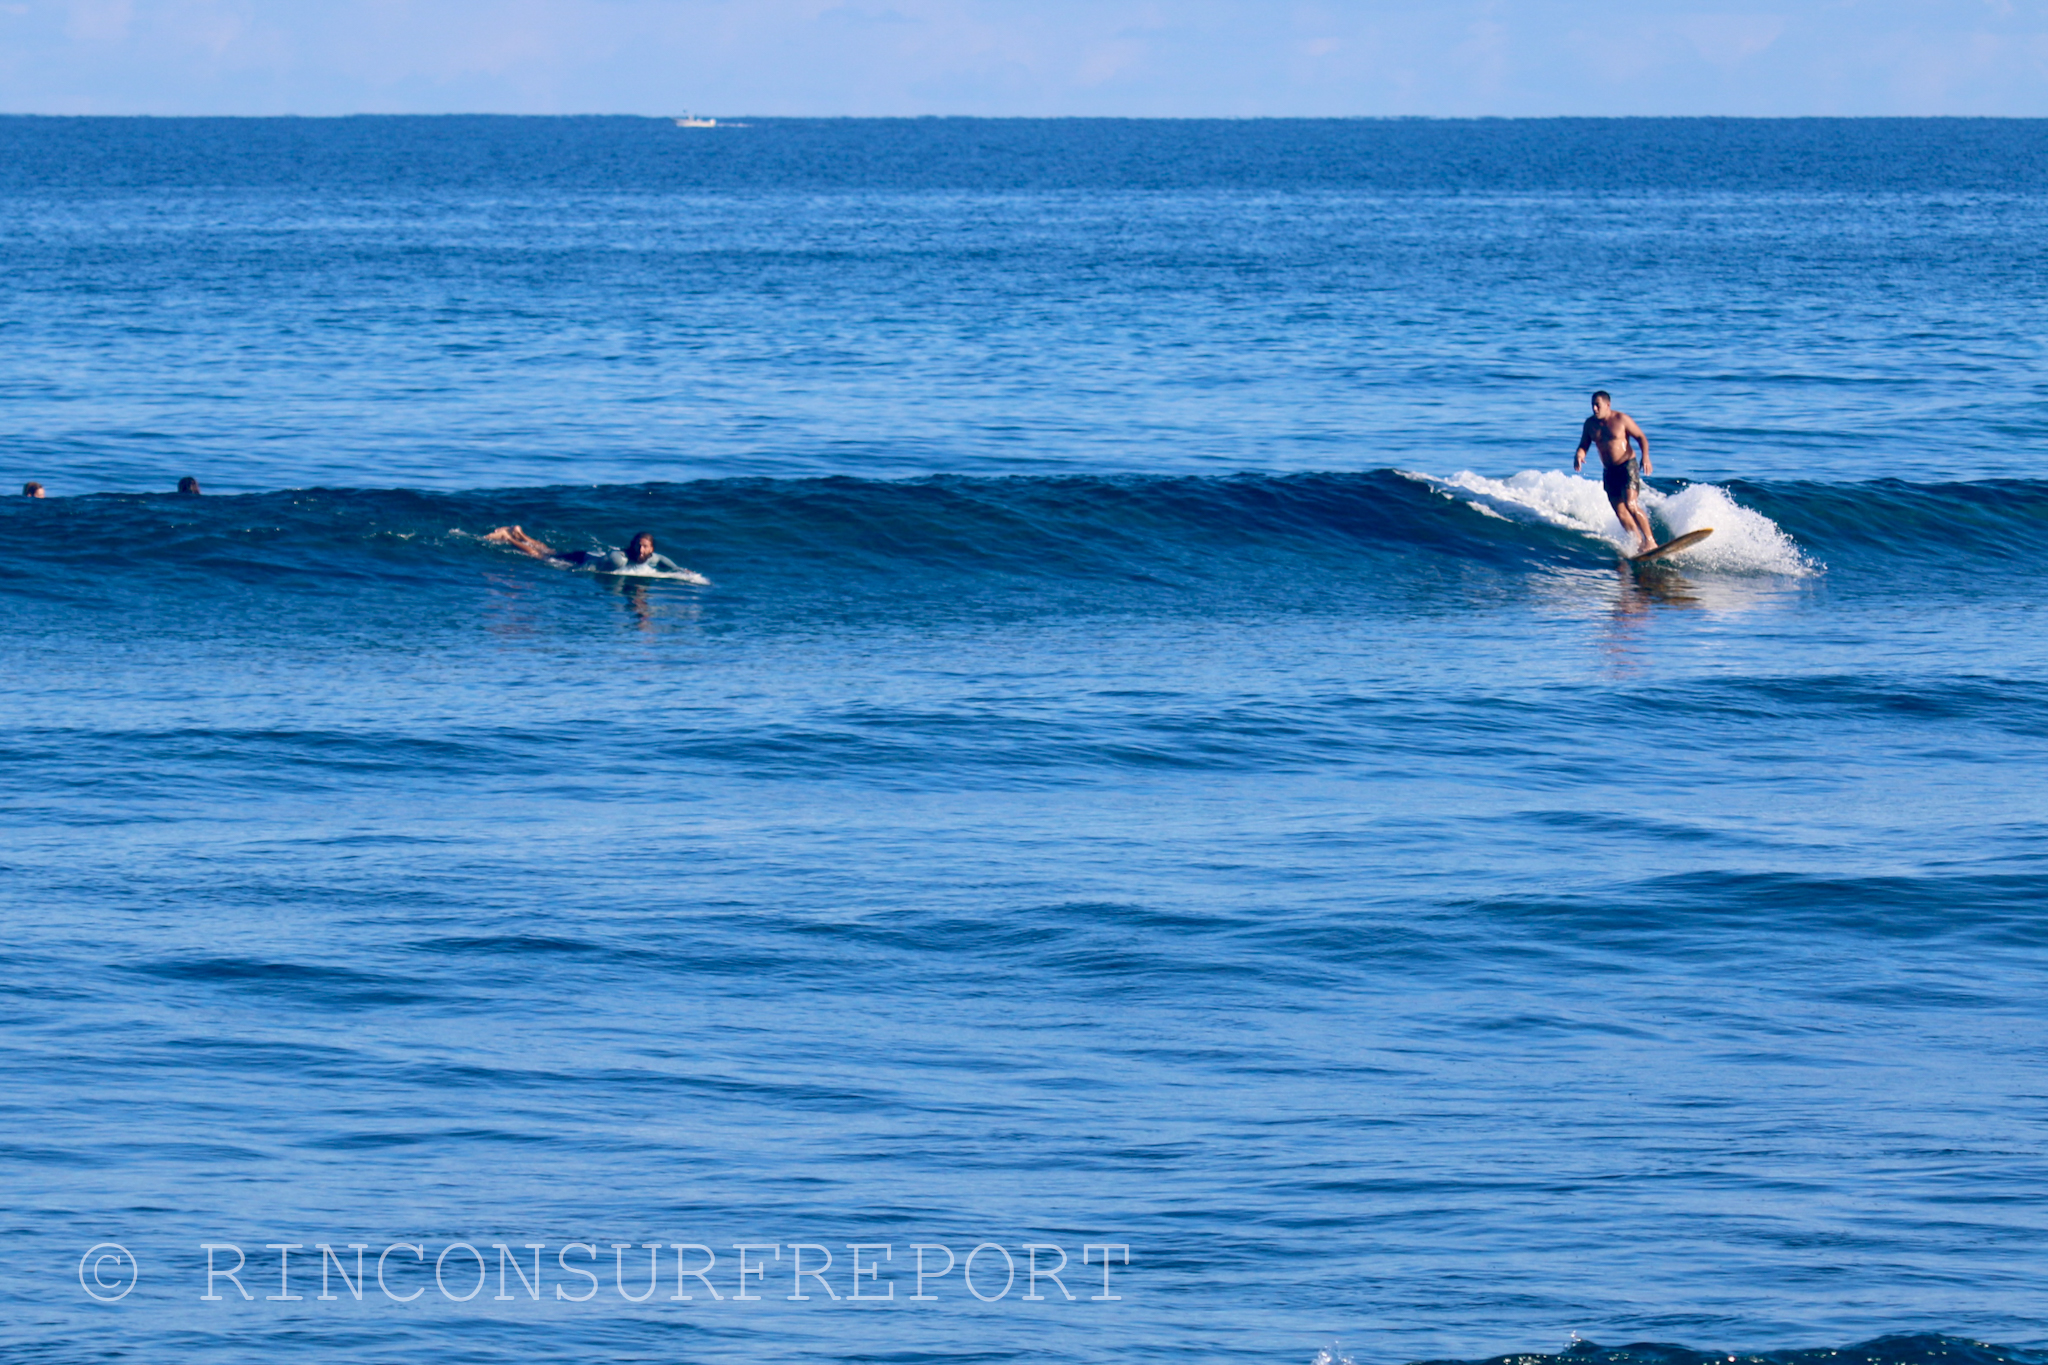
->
[4,112,2047,122]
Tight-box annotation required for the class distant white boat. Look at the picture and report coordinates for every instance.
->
[673,114,717,128]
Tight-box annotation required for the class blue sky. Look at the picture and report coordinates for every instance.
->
[0,0,2044,116]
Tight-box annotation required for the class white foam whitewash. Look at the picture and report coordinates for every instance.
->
[1409,469,1818,576]
[1650,480,1817,575]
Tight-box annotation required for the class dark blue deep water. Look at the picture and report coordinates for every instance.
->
[3,117,2047,1364]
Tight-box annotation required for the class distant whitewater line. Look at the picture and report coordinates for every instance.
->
[1398,1332,2047,1365]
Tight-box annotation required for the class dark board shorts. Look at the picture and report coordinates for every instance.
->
[1602,458,1642,506]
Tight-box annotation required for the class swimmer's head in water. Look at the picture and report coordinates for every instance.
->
[177,476,201,495]
[628,533,656,563]
[23,482,44,498]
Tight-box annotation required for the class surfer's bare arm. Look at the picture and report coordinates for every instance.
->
[1574,417,1597,470]
[485,525,555,558]
[1625,416,1650,474]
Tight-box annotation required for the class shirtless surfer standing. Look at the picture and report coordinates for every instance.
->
[1574,390,1656,554]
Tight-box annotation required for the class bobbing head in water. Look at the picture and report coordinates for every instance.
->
[177,476,202,495]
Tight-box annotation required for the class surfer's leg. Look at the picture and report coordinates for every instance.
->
[485,525,554,558]
[1627,464,1656,551]
[1606,498,1650,552]
[1618,500,1655,552]
[1603,460,1654,552]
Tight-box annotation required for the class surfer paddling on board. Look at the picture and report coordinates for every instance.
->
[1574,391,1656,554]
[485,525,697,577]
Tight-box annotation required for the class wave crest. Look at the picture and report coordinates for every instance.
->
[1424,468,1818,576]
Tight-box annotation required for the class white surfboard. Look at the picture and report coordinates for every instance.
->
[594,564,710,585]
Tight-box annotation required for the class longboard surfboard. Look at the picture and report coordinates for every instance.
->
[1628,527,1713,566]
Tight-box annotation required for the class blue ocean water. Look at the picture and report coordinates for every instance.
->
[2,117,2046,1364]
